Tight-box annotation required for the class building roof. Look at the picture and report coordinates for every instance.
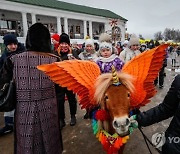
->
[6,0,128,21]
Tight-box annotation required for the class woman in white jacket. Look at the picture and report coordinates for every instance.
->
[119,34,141,63]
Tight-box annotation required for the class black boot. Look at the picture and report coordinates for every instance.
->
[60,119,66,129]
[70,115,76,126]
[0,125,13,136]
[83,111,90,119]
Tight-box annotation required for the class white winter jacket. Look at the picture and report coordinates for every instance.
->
[119,47,141,63]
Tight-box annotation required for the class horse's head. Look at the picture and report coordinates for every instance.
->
[94,70,134,137]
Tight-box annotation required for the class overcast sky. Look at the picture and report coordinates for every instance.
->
[60,0,180,39]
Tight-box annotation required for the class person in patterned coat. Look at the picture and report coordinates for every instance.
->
[0,23,63,154]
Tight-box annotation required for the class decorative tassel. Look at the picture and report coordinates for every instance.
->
[98,132,103,141]
[103,140,110,152]
[95,109,110,121]
[122,136,129,144]
[96,131,100,138]
[114,138,122,149]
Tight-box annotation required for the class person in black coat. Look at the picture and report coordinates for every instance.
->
[136,75,180,154]
[0,34,25,136]
[56,33,77,129]
[154,41,167,88]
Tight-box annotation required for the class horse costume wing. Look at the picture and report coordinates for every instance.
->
[122,44,168,108]
[37,60,101,109]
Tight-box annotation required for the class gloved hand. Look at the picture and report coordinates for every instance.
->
[129,115,138,134]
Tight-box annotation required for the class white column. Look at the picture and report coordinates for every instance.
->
[31,13,36,24]
[64,17,68,34]
[83,20,87,39]
[21,12,28,37]
[57,17,61,35]
[89,21,93,39]
[104,22,109,33]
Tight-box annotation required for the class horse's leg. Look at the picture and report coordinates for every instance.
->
[118,145,125,154]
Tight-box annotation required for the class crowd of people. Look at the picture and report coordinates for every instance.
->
[0,22,179,154]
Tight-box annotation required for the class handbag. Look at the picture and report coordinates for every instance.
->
[0,80,16,112]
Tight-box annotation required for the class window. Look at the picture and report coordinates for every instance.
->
[0,20,8,29]
[0,20,19,36]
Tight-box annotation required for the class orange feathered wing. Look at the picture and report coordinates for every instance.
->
[37,60,101,109]
[37,44,167,110]
[122,44,168,108]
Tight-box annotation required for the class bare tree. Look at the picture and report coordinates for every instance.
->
[154,31,163,40]
[163,28,172,41]
[174,29,180,42]
[154,28,180,42]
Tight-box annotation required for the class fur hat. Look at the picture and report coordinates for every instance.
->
[51,33,60,42]
[99,33,112,43]
[26,23,51,52]
[59,33,70,45]
[3,34,18,46]
[128,34,139,46]
[99,33,112,52]
[85,39,94,47]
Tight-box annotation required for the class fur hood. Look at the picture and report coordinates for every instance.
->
[26,23,51,52]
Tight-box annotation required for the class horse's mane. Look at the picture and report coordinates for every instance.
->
[94,72,135,104]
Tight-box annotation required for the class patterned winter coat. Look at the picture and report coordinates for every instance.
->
[2,51,63,154]
[96,54,124,73]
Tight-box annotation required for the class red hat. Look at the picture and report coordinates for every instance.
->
[51,33,60,42]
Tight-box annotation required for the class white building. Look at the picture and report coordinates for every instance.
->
[0,0,127,44]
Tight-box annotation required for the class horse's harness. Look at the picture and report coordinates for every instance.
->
[92,107,138,153]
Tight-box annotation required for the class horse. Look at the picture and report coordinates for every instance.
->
[92,67,136,154]
[37,44,168,154]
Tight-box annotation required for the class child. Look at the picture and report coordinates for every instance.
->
[96,33,124,73]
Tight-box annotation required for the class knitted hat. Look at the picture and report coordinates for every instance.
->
[51,33,60,42]
[122,40,129,46]
[141,43,147,48]
[59,33,70,45]
[99,42,112,51]
[85,39,94,47]
[128,34,139,46]
[3,34,18,46]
